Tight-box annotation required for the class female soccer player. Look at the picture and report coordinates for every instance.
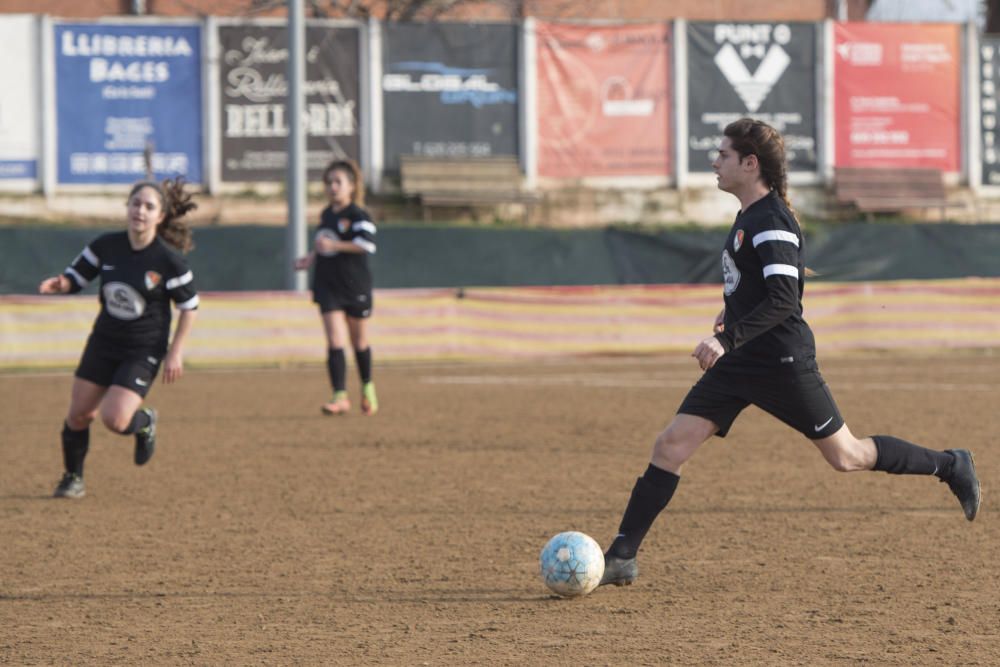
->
[38,178,200,499]
[600,118,981,587]
[294,159,379,416]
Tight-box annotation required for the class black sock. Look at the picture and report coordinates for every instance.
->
[607,464,680,560]
[326,348,346,393]
[354,347,372,384]
[61,422,90,476]
[872,435,955,478]
[121,409,151,435]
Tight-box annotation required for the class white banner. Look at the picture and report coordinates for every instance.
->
[0,15,40,185]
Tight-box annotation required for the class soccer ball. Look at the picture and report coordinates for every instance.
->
[539,531,605,597]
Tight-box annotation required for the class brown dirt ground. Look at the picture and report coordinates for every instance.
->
[1,354,998,666]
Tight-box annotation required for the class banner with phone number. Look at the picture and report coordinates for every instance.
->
[834,22,960,171]
[381,22,519,175]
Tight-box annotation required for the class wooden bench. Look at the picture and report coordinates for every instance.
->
[833,167,952,219]
[399,154,538,223]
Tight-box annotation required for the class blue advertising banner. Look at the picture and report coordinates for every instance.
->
[54,22,203,185]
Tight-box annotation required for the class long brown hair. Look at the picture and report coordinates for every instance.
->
[322,159,365,207]
[723,118,799,225]
[724,118,816,275]
[128,178,197,253]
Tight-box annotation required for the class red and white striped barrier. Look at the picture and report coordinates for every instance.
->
[3,279,999,370]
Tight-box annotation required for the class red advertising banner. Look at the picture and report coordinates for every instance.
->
[834,23,960,171]
[536,22,671,179]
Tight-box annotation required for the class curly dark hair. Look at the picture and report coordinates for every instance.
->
[128,178,197,253]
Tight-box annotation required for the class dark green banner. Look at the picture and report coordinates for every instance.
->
[4,223,1000,294]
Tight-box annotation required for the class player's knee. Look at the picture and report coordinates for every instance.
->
[66,411,95,430]
[100,411,131,434]
[652,428,692,468]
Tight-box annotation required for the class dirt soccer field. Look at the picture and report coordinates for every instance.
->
[1,354,997,665]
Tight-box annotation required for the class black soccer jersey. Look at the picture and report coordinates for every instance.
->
[713,190,816,365]
[63,231,199,354]
[312,203,376,297]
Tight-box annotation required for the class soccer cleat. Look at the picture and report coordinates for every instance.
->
[942,449,981,521]
[599,555,639,587]
[134,407,157,466]
[361,382,379,416]
[53,472,85,499]
[321,391,351,416]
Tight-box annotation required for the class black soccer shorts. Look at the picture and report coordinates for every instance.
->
[313,285,373,319]
[677,356,845,439]
[75,333,162,398]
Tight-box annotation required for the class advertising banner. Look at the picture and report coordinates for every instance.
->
[687,22,818,173]
[218,23,360,182]
[53,21,203,185]
[979,36,1000,185]
[834,23,960,171]
[536,22,671,179]
[0,15,39,182]
[382,22,519,174]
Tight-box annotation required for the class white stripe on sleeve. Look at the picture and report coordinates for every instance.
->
[353,220,376,235]
[81,246,99,266]
[166,271,193,290]
[65,267,89,287]
[762,264,800,279]
[175,294,200,310]
[352,238,376,254]
[752,230,799,247]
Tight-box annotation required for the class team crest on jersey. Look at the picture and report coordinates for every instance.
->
[144,271,162,291]
[733,229,744,252]
[722,250,741,296]
[337,218,351,234]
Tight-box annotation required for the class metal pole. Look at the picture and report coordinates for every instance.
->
[836,0,848,22]
[286,0,308,291]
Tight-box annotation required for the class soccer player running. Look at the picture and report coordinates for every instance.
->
[38,179,200,499]
[600,118,981,587]
[294,159,379,416]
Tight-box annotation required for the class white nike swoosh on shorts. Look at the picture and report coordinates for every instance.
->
[814,416,834,432]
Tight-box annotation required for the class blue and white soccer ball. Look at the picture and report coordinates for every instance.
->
[539,531,605,597]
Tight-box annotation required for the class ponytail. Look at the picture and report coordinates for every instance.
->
[724,118,815,276]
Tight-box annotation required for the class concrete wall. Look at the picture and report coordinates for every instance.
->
[0,182,984,227]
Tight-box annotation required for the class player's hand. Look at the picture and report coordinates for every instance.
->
[293,255,312,271]
[163,350,184,384]
[38,275,68,294]
[713,308,725,334]
[692,336,726,371]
